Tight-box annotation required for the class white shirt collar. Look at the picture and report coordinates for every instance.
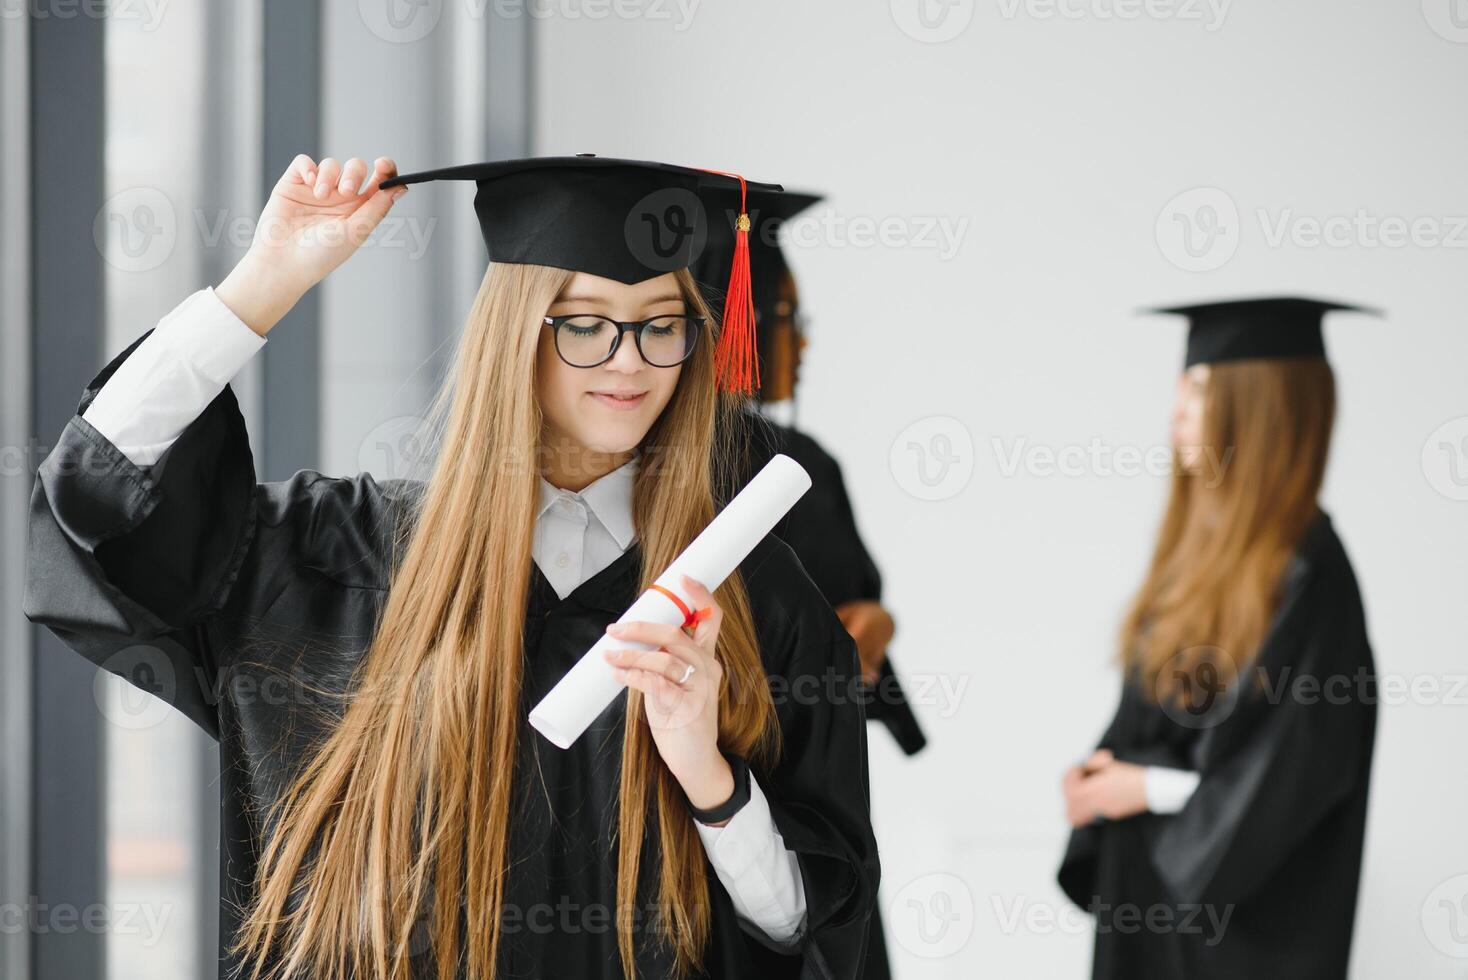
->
[536,453,639,550]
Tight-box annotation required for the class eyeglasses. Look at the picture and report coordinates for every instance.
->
[542,313,704,369]
[761,300,809,338]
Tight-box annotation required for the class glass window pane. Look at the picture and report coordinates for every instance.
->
[101,6,214,979]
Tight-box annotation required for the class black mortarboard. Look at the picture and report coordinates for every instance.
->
[691,188,823,398]
[380,155,783,394]
[1145,296,1379,368]
[693,188,822,324]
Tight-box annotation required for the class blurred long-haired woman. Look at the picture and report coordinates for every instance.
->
[1058,298,1377,980]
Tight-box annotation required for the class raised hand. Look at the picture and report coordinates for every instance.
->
[216,154,407,336]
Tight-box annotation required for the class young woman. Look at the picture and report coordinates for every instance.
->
[24,155,880,980]
[1057,297,1378,979]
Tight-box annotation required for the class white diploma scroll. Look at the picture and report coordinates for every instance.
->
[528,452,812,749]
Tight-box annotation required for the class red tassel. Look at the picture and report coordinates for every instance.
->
[696,169,760,396]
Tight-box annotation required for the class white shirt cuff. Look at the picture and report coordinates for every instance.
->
[82,286,266,466]
[694,772,808,944]
[1145,766,1201,814]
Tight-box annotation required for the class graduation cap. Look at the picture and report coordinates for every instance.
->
[694,189,823,317]
[379,155,783,395]
[1145,296,1380,368]
[691,188,823,397]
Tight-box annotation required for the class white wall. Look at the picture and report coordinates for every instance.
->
[534,3,1468,976]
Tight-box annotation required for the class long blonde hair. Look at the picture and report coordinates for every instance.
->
[231,263,781,980]
[1119,358,1335,700]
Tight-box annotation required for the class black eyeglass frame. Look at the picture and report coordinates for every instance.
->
[758,302,811,338]
[541,313,706,369]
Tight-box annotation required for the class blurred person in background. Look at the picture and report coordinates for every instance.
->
[1057,298,1378,979]
[697,188,928,980]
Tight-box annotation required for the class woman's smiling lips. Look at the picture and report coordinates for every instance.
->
[588,389,648,411]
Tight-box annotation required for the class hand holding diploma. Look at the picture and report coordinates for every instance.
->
[602,574,735,813]
[527,453,812,751]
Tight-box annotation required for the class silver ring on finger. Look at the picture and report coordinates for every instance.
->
[677,663,695,686]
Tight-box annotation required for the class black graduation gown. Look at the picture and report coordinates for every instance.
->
[1057,511,1377,979]
[720,412,924,980]
[24,327,881,980]
[723,411,926,756]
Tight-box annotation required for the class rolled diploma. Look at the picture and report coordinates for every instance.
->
[528,452,812,749]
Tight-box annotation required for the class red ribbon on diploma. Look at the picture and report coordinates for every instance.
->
[647,584,714,632]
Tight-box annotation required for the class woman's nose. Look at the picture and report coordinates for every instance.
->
[606,331,646,371]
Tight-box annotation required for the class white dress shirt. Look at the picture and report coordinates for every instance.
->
[534,458,639,600]
[1145,766,1202,813]
[81,286,808,945]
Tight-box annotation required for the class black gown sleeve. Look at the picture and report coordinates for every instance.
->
[816,448,927,754]
[1148,559,1375,909]
[769,427,927,758]
[24,325,404,738]
[743,539,883,980]
[820,451,883,601]
[1055,694,1126,907]
[1059,529,1376,915]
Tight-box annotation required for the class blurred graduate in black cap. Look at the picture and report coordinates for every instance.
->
[1057,298,1378,979]
[695,189,927,980]
[25,153,879,980]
